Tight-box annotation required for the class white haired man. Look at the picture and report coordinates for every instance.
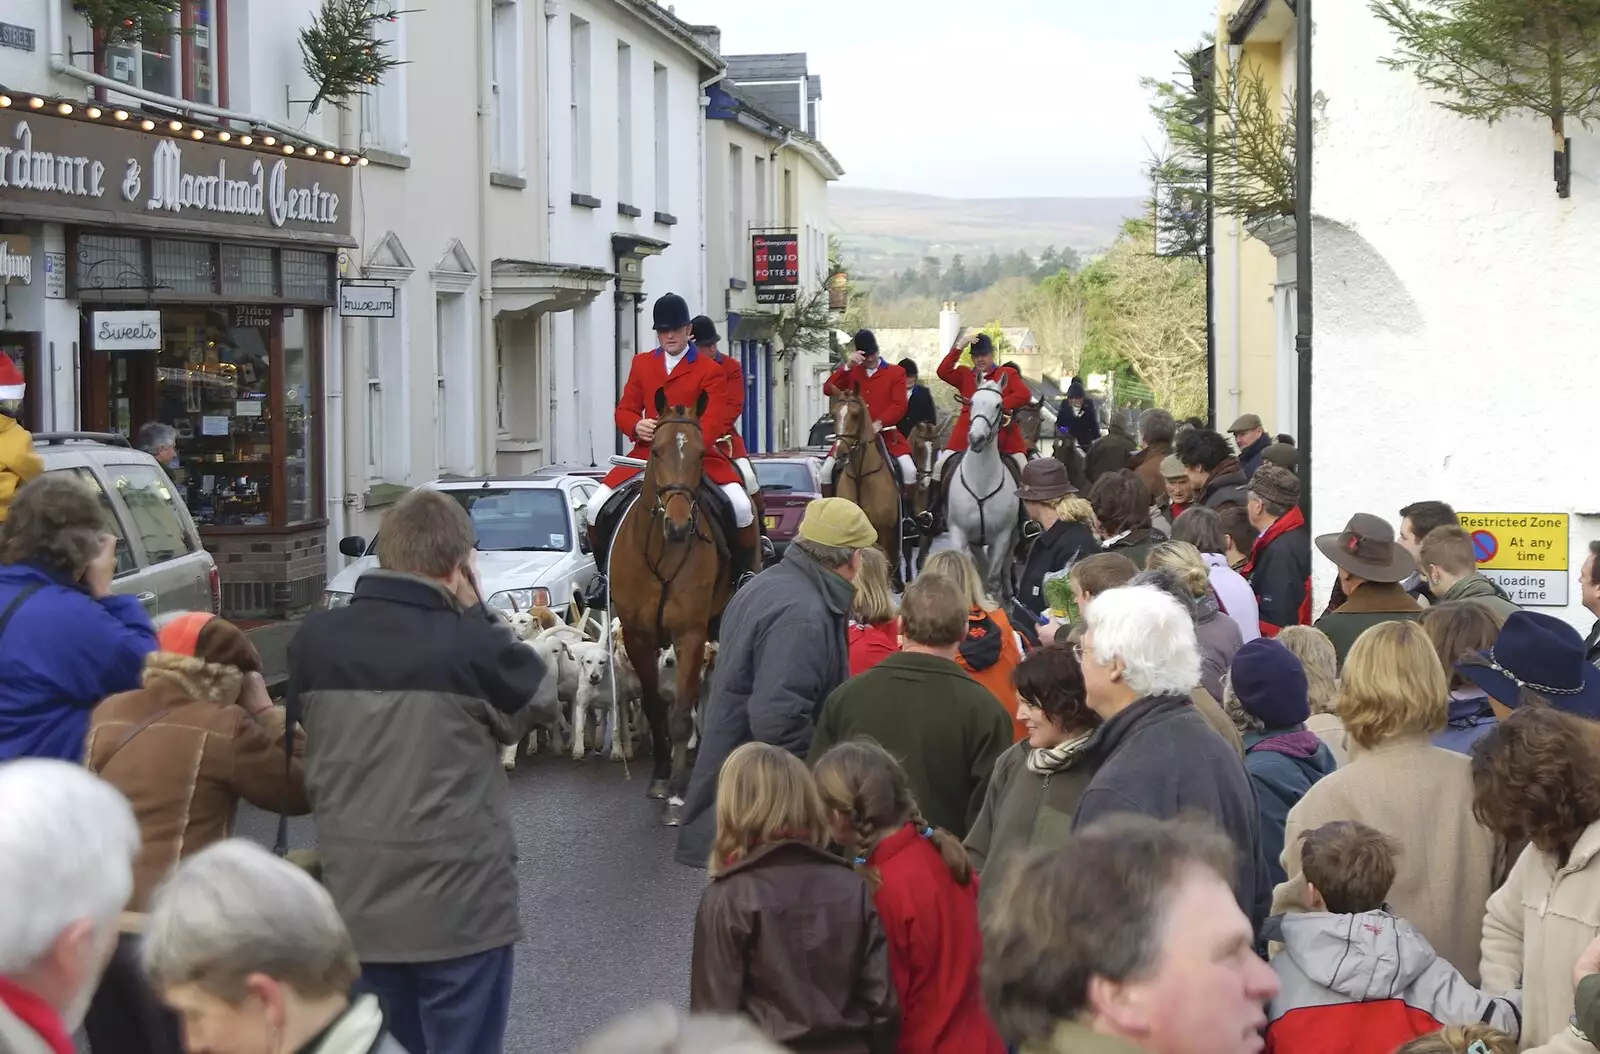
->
[0,760,140,1054]
[1073,584,1272,934]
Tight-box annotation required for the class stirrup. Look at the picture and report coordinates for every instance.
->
[734,570,757,591]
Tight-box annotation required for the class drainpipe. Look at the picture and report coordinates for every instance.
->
[333,104,361,562]
[696,69,726,318]
[1294,0,1314,525]
[1228,44,1244,427]
[477,0,496,473]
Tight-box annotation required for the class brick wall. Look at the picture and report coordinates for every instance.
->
[205,528,327,620]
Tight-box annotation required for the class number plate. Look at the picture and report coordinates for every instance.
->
[763,516,778,531]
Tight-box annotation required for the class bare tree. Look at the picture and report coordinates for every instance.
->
[1092,228,1208,418]
[1023,277,1087,381]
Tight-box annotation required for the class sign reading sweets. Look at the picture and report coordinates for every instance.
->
[0,111,352,238]
[92,310,162,352]
[1457,512,1570,607]
[752,232,799,304]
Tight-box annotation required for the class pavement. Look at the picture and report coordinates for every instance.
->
[244,621,301,696]
[233,753,705,1053]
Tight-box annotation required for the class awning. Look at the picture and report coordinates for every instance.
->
[490,259,614,316]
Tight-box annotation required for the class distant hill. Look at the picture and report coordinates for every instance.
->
[829,186,1143,276]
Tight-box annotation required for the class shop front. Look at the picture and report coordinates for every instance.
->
[0,102,354,618]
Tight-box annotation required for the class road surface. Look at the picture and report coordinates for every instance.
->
[236,753,705,1053]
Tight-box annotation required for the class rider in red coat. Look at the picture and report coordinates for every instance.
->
[585,294,760,596]
[690,315,759,497]
[820,329,916,514]
[925,333,1031,531]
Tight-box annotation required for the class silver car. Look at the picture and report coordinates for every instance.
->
[35,432,219,617]
[325,469,600,618]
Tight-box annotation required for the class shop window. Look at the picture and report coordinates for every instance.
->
[283,250,333,302]
[108,463,198,563]
[153,239,218,295]
[102,1,221,106]
[76,234,150,293]
[68,468,138,576]
[221,245,277,298]
[282,308,318,524]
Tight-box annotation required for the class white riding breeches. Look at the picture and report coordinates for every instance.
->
[584,480,752,528]
[735,457,760,496]
[821,453,915,486]
[933,450,1028,480]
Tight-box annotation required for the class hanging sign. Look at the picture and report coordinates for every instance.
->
[752,232,799,305]
[92,309,162,352]
[338,281,397,318]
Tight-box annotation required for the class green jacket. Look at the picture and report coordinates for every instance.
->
[1441,574,1520,625]
[1578,973,1600,1048]
[1314,581,1422,670]
[1022,1022,1147,1054]
[809,651,1013,838]
[963,739,1096,920]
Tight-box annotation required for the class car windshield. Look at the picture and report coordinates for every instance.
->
[444,487,572,552]
[754,462,814,494]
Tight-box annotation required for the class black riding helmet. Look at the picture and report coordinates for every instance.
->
[899,358,919,380]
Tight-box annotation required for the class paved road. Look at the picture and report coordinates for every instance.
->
[235,753,705,1053]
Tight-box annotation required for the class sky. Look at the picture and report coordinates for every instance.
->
[674,0,1217,200]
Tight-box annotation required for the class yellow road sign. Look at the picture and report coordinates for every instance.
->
[1456,513,1569,571]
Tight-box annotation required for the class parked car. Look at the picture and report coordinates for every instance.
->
[326,472,599,618]
[805,414,834,451]
[34,432,219,618]
[751,454,822,556]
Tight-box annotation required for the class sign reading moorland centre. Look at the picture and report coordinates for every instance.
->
[0,110,352,238]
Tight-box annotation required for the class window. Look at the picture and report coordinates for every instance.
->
[754,155,767,225]
[104,1,221,103]
[109,463,198,564]
[361,8,407,154]
[491,0,524,177]
[570,16,591,193]
[752,461,813,495]
[616,43,633,203]
[68,469,137,576]
[282,309,317,524]
[364,303,408,484]
[728,145,744,281]
[436,295,449,471]
[445,488,572,553]
[782,167,794,226]
[653,64,669,211]
[434,291,470,474]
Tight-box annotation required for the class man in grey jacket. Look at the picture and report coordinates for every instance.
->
[675,498,878,868]
[288,489,553,1054]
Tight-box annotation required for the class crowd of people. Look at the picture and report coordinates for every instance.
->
[12,310,1600,1054]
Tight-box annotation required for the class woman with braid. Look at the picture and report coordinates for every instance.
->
[814,739,1004,1054]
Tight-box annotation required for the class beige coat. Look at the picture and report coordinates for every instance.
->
[1272,735,1498,985]
[1305,712,1352,768]
[1481,820,1600,1053]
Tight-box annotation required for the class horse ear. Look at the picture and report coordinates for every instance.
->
[654,389,667,415]
[695,391,709,418]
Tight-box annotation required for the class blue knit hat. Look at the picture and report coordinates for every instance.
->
[1230,637,1310,730]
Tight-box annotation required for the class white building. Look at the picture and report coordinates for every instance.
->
[1308,2,1600,628]
[702,51,842,452]
[542,0,722,466]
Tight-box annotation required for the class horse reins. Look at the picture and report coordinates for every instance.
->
[642,413,727,641]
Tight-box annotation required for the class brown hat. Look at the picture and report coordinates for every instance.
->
[1315,514,1417,583]
[1015,458,1077,502]
[1261,443,1299,473]
[1228,413,1264,434]
[155,611,263,673]
[1248,464,1300,509]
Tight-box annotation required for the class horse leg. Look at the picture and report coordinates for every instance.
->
[625,625,672,798]
[663,627,709,827]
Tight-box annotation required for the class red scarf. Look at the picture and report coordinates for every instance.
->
[0,977,73,1054]
[1242,505,1311,636]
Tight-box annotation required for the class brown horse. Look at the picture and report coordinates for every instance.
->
[832,387,902,577]
[611,389,733,821]
[902,421,940,581]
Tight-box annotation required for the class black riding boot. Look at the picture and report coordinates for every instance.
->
[734,522,762,588]
[584,523,611,608]
[900,482,922,542]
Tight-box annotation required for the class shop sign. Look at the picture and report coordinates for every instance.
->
[0,23,35,52]
[0,234,30,284]
[0,111,353,238]
[1457,512,1570,607]
[92,310,162,352]
[43,251,63,299]
[232,305,275,328]
[338,281,396,318]
[752,232,799,306]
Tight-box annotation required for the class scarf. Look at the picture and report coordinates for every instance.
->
[1026,731,1093,776]
[0,977,72,1054]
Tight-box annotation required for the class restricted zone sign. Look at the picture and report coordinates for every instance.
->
[1456,512,1569,607]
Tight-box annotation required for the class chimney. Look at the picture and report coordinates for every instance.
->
[938,301,960,352]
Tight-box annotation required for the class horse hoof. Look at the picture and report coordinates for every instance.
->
[646,778,671,800]
[662,799,685,826]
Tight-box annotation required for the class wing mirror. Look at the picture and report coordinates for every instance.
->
[338,535,367,559]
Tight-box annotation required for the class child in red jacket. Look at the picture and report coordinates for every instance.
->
[814,739,1004,1054]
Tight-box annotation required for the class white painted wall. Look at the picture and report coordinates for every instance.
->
[1312,3,1600,629]
[546,0,709,465]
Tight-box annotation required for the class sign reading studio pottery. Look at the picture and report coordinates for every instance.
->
[0,110,353,239]
[92,310,162,352]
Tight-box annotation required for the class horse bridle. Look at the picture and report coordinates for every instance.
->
[641,412,724,640]
[647,413,710,541]
[834,398,888,483]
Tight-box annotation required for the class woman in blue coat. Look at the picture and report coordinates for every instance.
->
[0,474,156,761]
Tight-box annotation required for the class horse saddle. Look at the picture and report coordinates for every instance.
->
[605,476,738,548]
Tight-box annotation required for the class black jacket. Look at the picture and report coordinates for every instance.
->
[1074,695,1271,934]
[1586,619,1600,669]
[1085,426,1137,483]
[287,571,552,961]
[1252,525,1311,632]
[1200,459,1250,510]
[896,384,937,433]
[1016,520,1099,622]
[676,546,855,867]
[1057,398,1100,453]
[1238,433,1272,482]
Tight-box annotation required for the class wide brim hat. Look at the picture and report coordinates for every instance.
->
[690,315,720,346]
[1457,610,1600,719]
[1314,513,1416,583]
[1015,458,1077,502]
[652,293,691,332]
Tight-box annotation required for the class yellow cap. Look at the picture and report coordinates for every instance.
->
[797,498,878,549]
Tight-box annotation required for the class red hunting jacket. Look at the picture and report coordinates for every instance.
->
[709,350,749,461]
[604,345,741,488]
[937,346,1029,454]
[825,360,912,458]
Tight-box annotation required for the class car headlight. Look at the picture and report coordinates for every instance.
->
[487,588,551,614]
[323,590,353,610]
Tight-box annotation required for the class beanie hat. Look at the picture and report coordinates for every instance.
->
[797,498,877,549]
[0,353,23,401]
[1230,638,1310,730]
[853,329,879,356]
[156,611,263,673]
[1249,464,1301,509]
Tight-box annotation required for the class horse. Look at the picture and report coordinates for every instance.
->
[902,421,940,582]
[945,380,1021,601]
[609,389,734,824]
[1050,436,1091,493]
[832,387,903,582]
[1013,399,1046,456]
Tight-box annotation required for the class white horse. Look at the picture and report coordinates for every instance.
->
[945,380,1019,600]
